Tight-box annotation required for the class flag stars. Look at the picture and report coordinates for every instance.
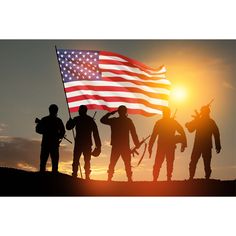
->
[57,50,100,82]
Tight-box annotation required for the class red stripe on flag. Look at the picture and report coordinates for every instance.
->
[65,86,169,100]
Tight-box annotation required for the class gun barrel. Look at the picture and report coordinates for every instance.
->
[208,98,214,106]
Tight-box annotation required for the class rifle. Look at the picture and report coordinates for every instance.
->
[35,118,72,144]
[192,98,214,119]
[206,98,214,107]
[131,135,151,168]
[130,135,151,157]
[172,109,177,119]
[92,111,97,120]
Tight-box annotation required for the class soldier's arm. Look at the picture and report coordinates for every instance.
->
[66,118,76,130]
[100,111,116,125]
[212,120,221,153]
[92,121,102,148]
[148,122,158,152]
[176,121,187,150]
[35,118,45,134]
[59,119,66,139]
[185,111,199,133]
[129,120,140,147]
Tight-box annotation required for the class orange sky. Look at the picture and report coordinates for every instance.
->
[0,40,235,181]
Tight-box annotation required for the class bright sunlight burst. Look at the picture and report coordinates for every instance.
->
[171,86,187,102]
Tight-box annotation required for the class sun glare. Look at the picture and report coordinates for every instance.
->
[171,86,187,102]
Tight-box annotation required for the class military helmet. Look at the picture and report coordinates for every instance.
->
[200,105,210,115]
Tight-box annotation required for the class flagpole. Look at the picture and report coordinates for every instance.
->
[54,45,83,179]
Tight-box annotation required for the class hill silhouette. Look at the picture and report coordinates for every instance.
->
[0,167,235,196]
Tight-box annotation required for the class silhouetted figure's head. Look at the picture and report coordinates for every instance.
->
[79,105,88,116]
[200,105,210,117]
[49,104,58,116]
[162,107,171,118]
[118,105,127,117]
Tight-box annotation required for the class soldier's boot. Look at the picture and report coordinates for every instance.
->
[107,168,114,182]
[85,170,91,180]
[153,170,159,182]
[125,167,133,182]
[167,176,172,182]
[107,173,113,182]
[85,174,90,180]
[189,165,196,180]
[127,176,133,182]
[126,169,133,182]
[205,169,212,180]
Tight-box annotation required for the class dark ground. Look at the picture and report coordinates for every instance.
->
[0,167,235,196]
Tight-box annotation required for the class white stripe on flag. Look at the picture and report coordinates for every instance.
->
[66,90,169,106]
[68,99,163,114]
[64,81,170,95]
[101,72,168,82]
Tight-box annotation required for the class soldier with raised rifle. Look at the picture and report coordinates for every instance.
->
[185,99,221,180]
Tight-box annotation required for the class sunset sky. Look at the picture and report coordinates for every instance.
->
[0,40,235,181]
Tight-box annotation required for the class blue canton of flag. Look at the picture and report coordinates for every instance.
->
[57,50,101,82]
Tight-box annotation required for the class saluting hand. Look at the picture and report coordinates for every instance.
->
[110,110,117,115]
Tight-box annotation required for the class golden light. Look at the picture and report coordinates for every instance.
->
[171,86,187,102]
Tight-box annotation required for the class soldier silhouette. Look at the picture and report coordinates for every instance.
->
[148,107,187,181]
[66,105,101,179]
[185,103,221,180]
[35,104,65,173]
[100,105,140,182]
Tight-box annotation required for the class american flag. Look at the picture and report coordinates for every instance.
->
[56,49,171,116]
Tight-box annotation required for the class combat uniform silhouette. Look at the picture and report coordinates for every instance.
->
[148,107,187,181]
[100,105,140,182]
[35,104,65,173]
[185,105,221,180]
[66,105,101,179]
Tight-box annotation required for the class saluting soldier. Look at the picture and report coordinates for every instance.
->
[100,105,140,182]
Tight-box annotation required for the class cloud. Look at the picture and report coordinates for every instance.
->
[0,123,8,133]
[222,81,235,90]
[0,136,72,172]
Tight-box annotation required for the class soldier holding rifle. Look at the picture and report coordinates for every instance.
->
[186,100,221,180]
[35,104,65,173]
[148,107,187,181]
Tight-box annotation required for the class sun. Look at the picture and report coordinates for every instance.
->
[171,86,187,102]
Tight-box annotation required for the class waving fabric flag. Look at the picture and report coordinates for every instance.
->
[56,49,171,116]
